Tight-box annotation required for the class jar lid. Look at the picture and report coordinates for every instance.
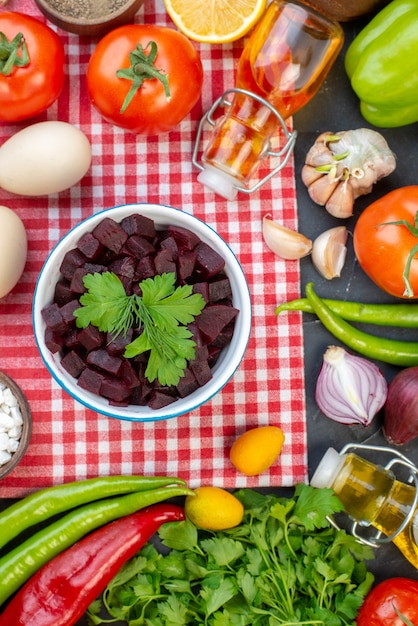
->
[310,447,346,489]
[197,165,240,201]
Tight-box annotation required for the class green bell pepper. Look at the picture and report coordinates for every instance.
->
[345,0,418,128]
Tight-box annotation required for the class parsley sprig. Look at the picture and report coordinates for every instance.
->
[74,272,205,386]
[87,484,375,625]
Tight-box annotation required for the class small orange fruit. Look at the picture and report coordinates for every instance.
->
[229,425,285,476]
[184,486,244,530]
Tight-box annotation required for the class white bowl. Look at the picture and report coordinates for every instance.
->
[33,204,252,421]
[0,371,32,479]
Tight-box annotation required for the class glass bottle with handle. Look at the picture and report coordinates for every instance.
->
[194,0,344,200]
[311,443,418,570]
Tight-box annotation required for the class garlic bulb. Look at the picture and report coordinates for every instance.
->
[262,214,312,260]
[315,345,387,426]
[302,129,396,218]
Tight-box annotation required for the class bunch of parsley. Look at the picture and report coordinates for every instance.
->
[74,272,205,386]
[87,484,375,626]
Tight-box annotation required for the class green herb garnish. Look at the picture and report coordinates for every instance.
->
[74,271,205,386]
[87,484,375,625]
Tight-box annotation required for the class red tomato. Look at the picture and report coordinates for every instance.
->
[0,12,65,123]
[356,578,418,626]
[86,25,203,135]
[354,186,418,299]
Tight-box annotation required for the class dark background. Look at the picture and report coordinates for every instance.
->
[294,14,418,582]
[1,9,418,624]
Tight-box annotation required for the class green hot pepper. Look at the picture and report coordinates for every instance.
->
[304,283,418,367]
[345,0,418,127]
[276,297,418,327]
[0,474,186,551]
[0,484,193,607]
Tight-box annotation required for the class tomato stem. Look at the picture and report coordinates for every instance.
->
[402,242,418,297]
[0,32,29,76]
[379,212,418,297]
[116,41,170,114]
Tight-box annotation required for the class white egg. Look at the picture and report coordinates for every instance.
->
[0,121,92,196]
[0,206,27,299]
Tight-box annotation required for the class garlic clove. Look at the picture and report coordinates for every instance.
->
[315,345,388,426]
[325,179,355,218]
[307,174,340,206]
[262,214,312,260]
[305,131,335,167]
[301,164,323,187]
[312,226,348,280]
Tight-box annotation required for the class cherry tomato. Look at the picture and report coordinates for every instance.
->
[0,12,65,123]
[354,186,418,299]
[356,578,418,626]
[86,24,203,135]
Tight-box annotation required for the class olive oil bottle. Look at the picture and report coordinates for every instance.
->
[311,446,418,569]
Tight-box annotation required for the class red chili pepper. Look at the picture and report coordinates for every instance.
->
[0,503,184,626]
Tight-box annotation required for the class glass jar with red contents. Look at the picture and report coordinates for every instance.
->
[194,1,344,200]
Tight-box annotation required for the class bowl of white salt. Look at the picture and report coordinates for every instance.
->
[0,371,32,480]
[35,0,145,37]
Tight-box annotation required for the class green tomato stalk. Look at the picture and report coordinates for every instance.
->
[116,41,170,113]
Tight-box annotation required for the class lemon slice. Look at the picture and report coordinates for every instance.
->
[164,0,267,44]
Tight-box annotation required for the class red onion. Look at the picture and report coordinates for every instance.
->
[383,366,418,445]
[315,345,388,426]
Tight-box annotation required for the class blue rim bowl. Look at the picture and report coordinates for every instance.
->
[32,203,252,422]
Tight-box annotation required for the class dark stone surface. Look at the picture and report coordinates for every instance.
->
[294,16,418,583]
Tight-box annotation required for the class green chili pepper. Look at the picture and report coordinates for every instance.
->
[276,298,418,327]
[305,283,418,367]
[0,475,186,551]
[0,484,194,607]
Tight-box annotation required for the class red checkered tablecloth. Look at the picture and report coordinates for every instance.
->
[0,0,307,497]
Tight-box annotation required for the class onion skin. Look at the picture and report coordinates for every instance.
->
[383,366,418,445]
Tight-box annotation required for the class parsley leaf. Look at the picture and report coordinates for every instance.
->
[201,577,237,617]
[74,272,132,334]
[140,273,204,330]
[291,482,345,530]
[73,271,205,386]
[87,485,375,626]
[200,537,245,567]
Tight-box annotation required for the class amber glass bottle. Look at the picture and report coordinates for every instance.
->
[198,0,344,199]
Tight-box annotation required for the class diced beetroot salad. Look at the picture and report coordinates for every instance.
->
[41,214,238,410]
